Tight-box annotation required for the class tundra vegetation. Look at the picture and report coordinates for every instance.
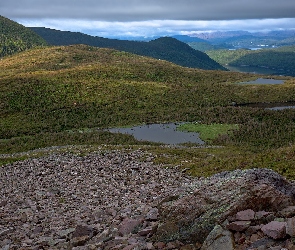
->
[1,44,295,179]
[0,16,47,57]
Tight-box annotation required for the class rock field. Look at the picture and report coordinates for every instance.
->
[1,148,295,249]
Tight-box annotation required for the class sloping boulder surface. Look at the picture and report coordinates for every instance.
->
[153,168,295,244]
[1,148,295,249]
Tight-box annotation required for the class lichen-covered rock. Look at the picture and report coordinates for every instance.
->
[153,168,295,244]
[200,225,234,250]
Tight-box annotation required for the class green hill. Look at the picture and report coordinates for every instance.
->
[206,46,295,76]
[2,44,295,179]
[30,27,226,70]
[0,16,47,57]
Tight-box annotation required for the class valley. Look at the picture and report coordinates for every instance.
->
[1,15,295,249]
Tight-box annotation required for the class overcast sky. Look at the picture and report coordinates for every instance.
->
[1,0,295,38]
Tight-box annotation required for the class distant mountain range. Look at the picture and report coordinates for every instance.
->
[29,27,226,70]
[188,30,295,48]
[0,15,47,57]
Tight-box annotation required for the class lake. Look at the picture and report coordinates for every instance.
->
[107,123,205,145]
[240,102,295,110]
[237,78,285,85]
[226,65,280,75]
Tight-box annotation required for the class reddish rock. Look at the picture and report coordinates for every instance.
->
[119,218,143,235]
[166,242,177,249]
[279,206,295,217]
[200,225,234,250]
[122,244,139,250]
[286,217,295,237]
[180,245,196,250]
[154,242,166,249]
[146,242,154,249]
[72,225,96,239]
[261,221,287,239]
[145,208,159,221]
[227,221,251,232]
[255,211,273,220]
[71,235,89,247]
[138,227,154,236]
[0,200,7,207]
[236,209,255,221]
[249,233,260,242]
[245,225,262,236]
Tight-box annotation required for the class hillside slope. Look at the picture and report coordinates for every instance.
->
[0,44,252,140]
[0,16,47,57]
[29,27,226,70]
[1,44,294,140]
[206,46,295,76]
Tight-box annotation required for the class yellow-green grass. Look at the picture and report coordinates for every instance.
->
[177,123,238,142]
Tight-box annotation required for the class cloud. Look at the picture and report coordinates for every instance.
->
[2,0,295,21]
[15,18,295,38]
[2,0,295,38]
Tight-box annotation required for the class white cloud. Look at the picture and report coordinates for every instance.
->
[15,18,295,38]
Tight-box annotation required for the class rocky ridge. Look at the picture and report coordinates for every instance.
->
[1,149,295,249]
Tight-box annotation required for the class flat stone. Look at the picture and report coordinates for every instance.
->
[201,225,234,250]
[146,242,154,249]
[261,221,287,239]
[227,221,251,232]
[138,227,154,236]
[118,218,143,235]
[72,225,96,239]
[57,228,75,239]
[255,211,273,220]
[248,237,276,249]
[246,225,262,236]
[145,208,159,221]
[236,209,255,221]
[286,217,295,237]
[71,235,89,247]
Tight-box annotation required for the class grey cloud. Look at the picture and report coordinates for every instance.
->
[1,0,295,21]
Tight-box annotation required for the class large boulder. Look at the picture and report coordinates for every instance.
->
[152,168,295,244]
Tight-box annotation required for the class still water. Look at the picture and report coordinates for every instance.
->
[238,78,284,84]
[107,123,204,145]
[240,102,295,110]
[226,65,280,75]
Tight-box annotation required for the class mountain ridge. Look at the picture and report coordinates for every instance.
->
[29,27,226,70]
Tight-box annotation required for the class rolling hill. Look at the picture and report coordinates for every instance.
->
[0,15,47,57]
[29,27,226,70]
[1,44,294,143]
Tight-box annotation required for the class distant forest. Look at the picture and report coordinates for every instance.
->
[30,27,226,70]
[0,16,47,57]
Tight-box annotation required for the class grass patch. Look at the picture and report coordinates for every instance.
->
[147,144,295,179]
[177,123,239,142]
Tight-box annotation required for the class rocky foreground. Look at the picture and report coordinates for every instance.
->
[1,149,295,249]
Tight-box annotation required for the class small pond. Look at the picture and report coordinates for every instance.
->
[107,123,205,145]
[238,78,285,85]
[227,65,278,75]
[239,102,295,110]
